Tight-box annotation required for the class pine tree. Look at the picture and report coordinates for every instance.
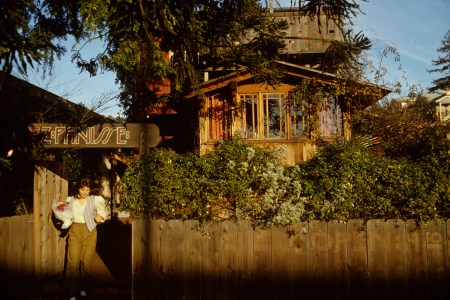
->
[429,30,450,91]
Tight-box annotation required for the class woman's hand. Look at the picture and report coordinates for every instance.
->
[95,214,104,223]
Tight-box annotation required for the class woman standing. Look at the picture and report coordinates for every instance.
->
[66,178,107,300]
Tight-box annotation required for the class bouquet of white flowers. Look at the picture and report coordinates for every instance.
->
[52,200,73,229]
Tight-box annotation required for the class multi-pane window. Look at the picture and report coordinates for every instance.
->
[289,96,306,138]
[242,94,259,138]
[263,94,286,138]
[207,92,341,142]
[240,93,304,140]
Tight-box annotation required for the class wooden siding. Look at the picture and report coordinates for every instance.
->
[132,219,450,300]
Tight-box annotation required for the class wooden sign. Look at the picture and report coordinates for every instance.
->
[29,123,160,149]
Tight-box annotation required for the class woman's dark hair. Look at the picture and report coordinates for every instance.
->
[76,178,91,190]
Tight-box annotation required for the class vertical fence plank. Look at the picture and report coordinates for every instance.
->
[271,226,290,300]
[367,219,388,300]
[164,220,184,299]
[184,220,202,300]
[253,226,271,299]
[218,221,236,300]
[347,219,368,300]
[385,220,407,299]
[308,220,328,300]
[426,219,449,300]
[131,219,150,300]
[200,222,218,300]
[235,220,253,300]
[328,220,348,300]
[405,220,429,300]
[151,220,166,300]
[290,222,309,299]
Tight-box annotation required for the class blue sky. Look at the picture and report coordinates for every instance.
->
[24,0,450,115]
[351,0,450,96]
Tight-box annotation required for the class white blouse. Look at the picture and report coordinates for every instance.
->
[69,195,107,223]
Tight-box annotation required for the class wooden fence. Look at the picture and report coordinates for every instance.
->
[0,162,67,299]
[0,214,35,299]
[132,219,450,300]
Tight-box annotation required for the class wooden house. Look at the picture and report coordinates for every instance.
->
[142,8,393,165]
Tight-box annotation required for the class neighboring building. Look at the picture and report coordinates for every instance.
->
[397,90,450,121]
[427,90,450,121]
[141,8,394,165]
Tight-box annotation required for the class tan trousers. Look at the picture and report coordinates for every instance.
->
[66,223,97,297]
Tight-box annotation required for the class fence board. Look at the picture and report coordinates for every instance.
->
[385,220,407,299]
[200,222,218,300]
[289,222,309,299]
[367,219,388,300]
[253,226,271,299]
[183,220,202,300]
[271,226,290,300]
[308,220,328,300]
[346,219,368,300]
[235,220,253,300]
[327,220,348,300]
[405,219,429,299]
[131,220,151,300]
[426,219,449,300]
[164,220,184,300]
[218,221,236,300]
[151,219,166,300]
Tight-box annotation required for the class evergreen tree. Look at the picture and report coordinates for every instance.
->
[429,30,450,91]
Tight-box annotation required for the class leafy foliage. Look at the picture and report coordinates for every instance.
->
[119,138,450,226]
[352,98,450,160]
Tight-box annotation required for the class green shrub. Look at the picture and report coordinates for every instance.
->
[119,138,450,225]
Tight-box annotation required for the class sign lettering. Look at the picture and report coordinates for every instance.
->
[29,123,160,148]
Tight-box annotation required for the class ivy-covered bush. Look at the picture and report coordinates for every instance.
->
[119,138,450,225]
[287,139,450,222]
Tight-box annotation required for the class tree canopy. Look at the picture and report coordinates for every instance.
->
[1,0,370,118]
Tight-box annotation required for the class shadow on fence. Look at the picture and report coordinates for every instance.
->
[2,216,450,299]
[132,219,450,300]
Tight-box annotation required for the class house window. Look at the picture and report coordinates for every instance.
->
[263,94,286,138]
[242,94,259,138]
[289,96,306,137]
[240,93,304,140]
[208,95,230,140]
[318,95,342,137]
